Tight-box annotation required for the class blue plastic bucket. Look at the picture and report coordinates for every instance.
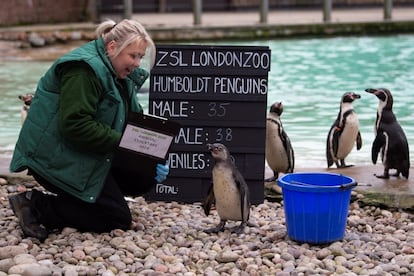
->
[277,172,357,244]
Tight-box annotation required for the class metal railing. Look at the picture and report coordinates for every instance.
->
[121,0,395,24]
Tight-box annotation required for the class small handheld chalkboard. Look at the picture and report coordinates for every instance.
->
[112,112,181,179]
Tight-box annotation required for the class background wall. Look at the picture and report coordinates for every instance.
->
[0,0,91,26]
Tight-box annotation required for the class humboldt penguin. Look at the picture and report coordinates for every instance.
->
[265,102,295,182]
[326,92,362,168]
[203,143,250,234]
[365,88,410,179]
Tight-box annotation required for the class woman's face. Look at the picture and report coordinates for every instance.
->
[107,39,148,79]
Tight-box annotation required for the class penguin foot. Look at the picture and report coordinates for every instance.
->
[391,171,401,177]
[204,227,223,234]
[264,176,278,182]
[204,221,226,233]
[232,222,246,234]
[342,164,355,168]
[336,161,354,168]
[374,173,390,179]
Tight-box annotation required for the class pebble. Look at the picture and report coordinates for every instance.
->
[28,32,46,47]
[1,179,414,275]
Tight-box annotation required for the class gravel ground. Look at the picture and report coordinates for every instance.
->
[1,177,414,276]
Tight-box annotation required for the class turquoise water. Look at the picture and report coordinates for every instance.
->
[0,34,413,167]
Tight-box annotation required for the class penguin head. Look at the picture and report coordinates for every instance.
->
[365,88,393,110]
[269,101,283,116]
[341,92,360,103]
[18,93,34,106]
[207,143,230,161]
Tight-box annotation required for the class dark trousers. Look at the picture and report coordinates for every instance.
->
[30,167,156,233]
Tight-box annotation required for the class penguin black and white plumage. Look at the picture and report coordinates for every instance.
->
[326,92,362,168]
[18,93,34,124]
[265,102,294,182]
[203,143,250,234]
[365,88,410,179]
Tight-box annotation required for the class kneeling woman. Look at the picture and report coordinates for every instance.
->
[9,19,169,241]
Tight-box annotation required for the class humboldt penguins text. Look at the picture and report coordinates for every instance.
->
[152,75,268,95]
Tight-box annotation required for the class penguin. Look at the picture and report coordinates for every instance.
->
[18,93,34,124]
[203,143,250,234]
[365,88,410,179]
[326,92,362,168]
[265,101,295,182]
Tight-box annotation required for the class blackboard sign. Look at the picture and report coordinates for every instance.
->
[144,44,271,204]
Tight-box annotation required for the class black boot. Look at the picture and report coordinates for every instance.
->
[9,190,48,241]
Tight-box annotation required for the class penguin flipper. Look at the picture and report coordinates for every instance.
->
[326,126,337,168]
[203,182,215,216]
[281,130,295,172]
[280,129,290,150]
[356,131,362,150]
[233,169,250,224]
[371,132,386,164]
[332,126,341,155]
[326,136,334,168]
[287,147,295,173]
[326,151,334,168]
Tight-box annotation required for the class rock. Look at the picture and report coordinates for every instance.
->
[70,31,82,40]
[28,32,45,47]
[0,258,14,273]
[13,253,37,264]
[8,263,52,275]
[316,248,331,260]
[72,249,85,260]
[215,250,239,263]
[0,246,27,259]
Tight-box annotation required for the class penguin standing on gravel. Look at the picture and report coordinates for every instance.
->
[203,143,250,234]
[265,102,295,181]
[326,92,362,168]
[365,88,410,179]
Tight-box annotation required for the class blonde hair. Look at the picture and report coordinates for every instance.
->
[96,19,156,68]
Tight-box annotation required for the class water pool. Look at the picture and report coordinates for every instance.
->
[0,34,413,167]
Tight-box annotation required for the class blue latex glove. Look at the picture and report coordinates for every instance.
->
[155,163,169,183]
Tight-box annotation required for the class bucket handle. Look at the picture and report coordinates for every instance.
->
[339,182,358,190]
[290,180,358,190]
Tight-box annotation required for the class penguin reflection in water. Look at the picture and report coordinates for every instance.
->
[203,143,250,234]
[365,88,410,179]
[326,92,362,168]
[265,101,295,182]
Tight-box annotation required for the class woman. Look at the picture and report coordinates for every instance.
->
[8,19,169,241]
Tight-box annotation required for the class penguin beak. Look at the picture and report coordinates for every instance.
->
[353,93,361,99]
[365,88,386,99]
[365,88,377,94]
